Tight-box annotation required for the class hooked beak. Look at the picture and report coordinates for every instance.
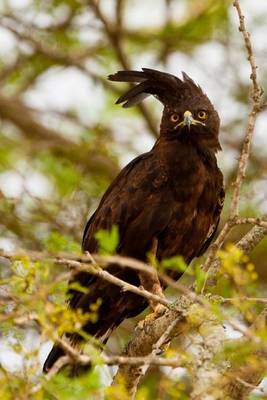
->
[183,110,193,129]
[175,110,205,130]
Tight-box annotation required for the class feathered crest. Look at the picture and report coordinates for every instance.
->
[108,68,204,108]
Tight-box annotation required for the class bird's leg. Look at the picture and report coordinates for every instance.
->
[139,238,166,317]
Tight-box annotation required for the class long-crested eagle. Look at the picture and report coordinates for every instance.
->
[44,68,224,373]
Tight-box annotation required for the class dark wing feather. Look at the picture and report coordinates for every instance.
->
[197,185,225,257]
[45,152,172,373]
[74,151,173,314]
[82,152,151,250]
[82,150,173,255]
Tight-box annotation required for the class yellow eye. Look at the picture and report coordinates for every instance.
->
[197,110,207,120]
[170,113,179,123]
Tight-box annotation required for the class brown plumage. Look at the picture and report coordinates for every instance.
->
[43,68,224,373]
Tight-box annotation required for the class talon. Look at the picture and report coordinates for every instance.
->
[137,319,145,330]
[153,303,166,315]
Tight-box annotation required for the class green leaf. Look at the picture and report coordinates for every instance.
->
[161,256,187,273]
[94,225,119,255]
[44,368,102,400]
[194,265,206,294]
[44,231,80,253]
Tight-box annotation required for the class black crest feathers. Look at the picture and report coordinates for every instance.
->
[108,68,204,108]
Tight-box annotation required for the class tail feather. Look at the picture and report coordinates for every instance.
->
[43,261,147,375]
[43,327,115,374]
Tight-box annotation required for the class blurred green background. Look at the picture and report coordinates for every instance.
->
[1,0,267,273]
[0,0,267,398]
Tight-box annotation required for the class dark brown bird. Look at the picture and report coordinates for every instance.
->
[43,68,224,373]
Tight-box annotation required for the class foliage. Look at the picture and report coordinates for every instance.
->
[95,225,119,255]
[0,0,267,398]
[0,244,266,398]
[43,369,103,400]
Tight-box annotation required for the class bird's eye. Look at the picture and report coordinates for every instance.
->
[170,113,179,123]
[197,110,208,120]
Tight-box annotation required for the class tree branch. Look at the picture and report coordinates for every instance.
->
[201,0,264,291]
[112,295,193,398]
[230,0,263,218]
[0,250,172,309]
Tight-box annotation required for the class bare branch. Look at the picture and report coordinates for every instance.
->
[112,295,193,398]
[230,0,263,218]
[201,0,264,291]
[236,224,267,254]
[0,250,172,309]
[202,223,267,291]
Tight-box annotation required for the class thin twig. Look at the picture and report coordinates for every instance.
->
[230,0,263,218]
[202,222,267,292]
[201,0,263,290]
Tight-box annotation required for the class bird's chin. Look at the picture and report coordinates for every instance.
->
[179,125,194,134]
[183,124,206,134]
[172,124,205,137]
[172,126,203,140]
[184,125,192,132]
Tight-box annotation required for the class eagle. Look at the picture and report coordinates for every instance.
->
[43,68,224,373]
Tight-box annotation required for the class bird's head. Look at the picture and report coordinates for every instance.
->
[108,68,221,152]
